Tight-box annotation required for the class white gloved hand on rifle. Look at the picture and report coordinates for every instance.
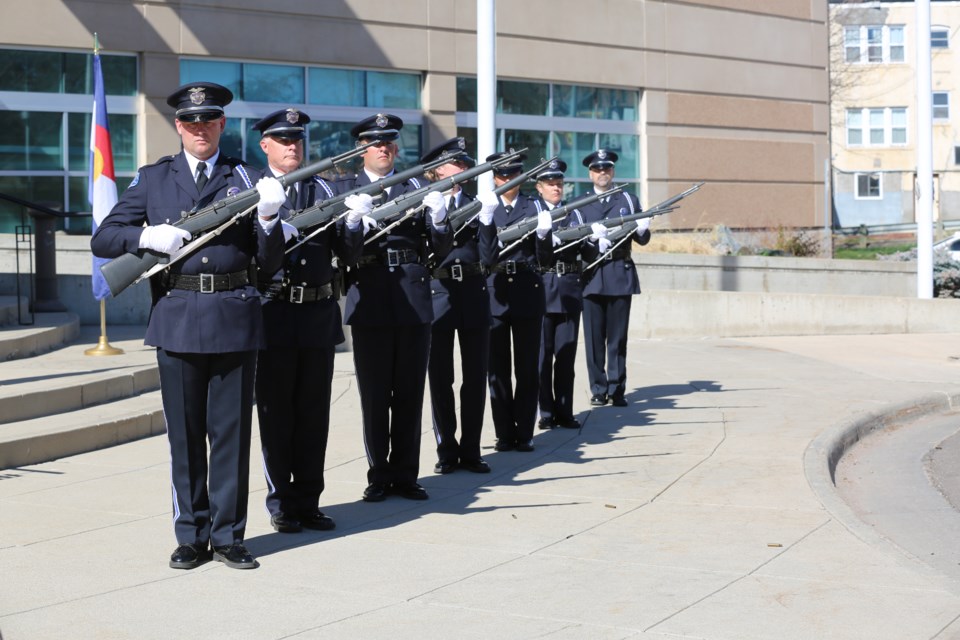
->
[256,177,286,218]
[590,222,608,241]
[634,216,651,237]
[280,220,298,244]
[477,190,499,226]
[422,191,447,226]
[138,224,192,256]
[344,193,374,230]
[536,209,552,239]
[597,237,612,254]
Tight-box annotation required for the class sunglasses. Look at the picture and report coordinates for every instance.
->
[178,112,222,124]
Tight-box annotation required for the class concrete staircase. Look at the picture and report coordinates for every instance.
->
[0,297,161,468]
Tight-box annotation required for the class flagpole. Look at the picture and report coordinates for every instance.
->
[84,32,123,357]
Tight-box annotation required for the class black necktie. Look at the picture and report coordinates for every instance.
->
[504,205,513,215]
[195,161,208,193]
[287,184,297,205]
[448,195,456,211]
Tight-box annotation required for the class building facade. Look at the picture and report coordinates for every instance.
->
[830,0,960,230]
[0,0,829,234]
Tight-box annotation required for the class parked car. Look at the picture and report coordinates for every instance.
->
[933,232,960,262]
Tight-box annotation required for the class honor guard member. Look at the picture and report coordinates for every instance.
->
[577,149,650,407]
[91,82,287,570]
[533,160,587,430]
[483,152,554,452]
[424,138,499,475]
[339,113,454,502]
[251,109,365,534]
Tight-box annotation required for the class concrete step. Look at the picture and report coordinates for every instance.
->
[0,389,164,468]
[0,309,81,360]
[0,295,30,327]
[0,326,158,425]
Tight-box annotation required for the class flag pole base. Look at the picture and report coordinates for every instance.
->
[84,335,124,356]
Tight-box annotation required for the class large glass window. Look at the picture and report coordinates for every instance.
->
[0,48,139,233]
[843,25,905,64]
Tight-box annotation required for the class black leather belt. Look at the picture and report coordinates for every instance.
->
[260,282,335,303]
[356,248,421,268]
[543,261,581,275]
[432,262,486,281]
[162,270,250,293]
[605,248,632,261]
[492,260,540,275]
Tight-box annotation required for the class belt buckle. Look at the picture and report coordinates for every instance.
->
[199,273,215,294]
[387,249,401,267]
[604,252,613,261]
[289,285,305,304]
[556,262,566,276]
[451,264,463,281]
[504,261,516,275]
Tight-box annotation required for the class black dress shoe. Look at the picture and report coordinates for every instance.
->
[610,395,628,407]
[515,440,535,452]
[556,417,581,429]
[392,482,429,500]
[212,543,258,570]
[590,394,608,406]
[494,439,515,452]
[459,458,491,473]
[363,482,388,502]
[433,460,457,474]
[537,417,555,430]
[270,512,302,534]
[298,509,336,531]
[169,543,211,570]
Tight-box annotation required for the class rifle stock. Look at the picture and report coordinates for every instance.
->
[98,142,376,297]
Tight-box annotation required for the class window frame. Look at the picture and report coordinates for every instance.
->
[933,91,950,122]
[854,172,882,200]
[931,26,950,49]
[845,107,908,148]
[843,24,905,64]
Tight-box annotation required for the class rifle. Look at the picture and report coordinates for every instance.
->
[447,156,560,234]
[98,141,377,297]
[282,149,469,253]
[553,181,703,250]
[582,182,704,268]
[495,178,611,255]
[363,149,530,244]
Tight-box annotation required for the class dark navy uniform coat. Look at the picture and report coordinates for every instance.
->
[576,190,649,296]
[91,152,285,351]
[487,193,553,318]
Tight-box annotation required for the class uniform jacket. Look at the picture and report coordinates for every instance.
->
[259,174,364,349]
[338,171,454,326]
[534,198,586,315]
[91,151,284,353]
[486,193,553,319]
[576,190,650,297]
[430,191,499,331]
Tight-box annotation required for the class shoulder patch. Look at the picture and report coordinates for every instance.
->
[128,171,140,188]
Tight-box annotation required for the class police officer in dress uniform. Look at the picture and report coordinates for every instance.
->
[251,108,365,534]
[576,149,651,407]
[533,160,588,430]
[424,138,499,475]
[91,82,287,570]
[338,114,453,502]
[483,153,554,452]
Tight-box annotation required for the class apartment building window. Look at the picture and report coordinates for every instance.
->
[855,173,881,199]
[846,107,907,147]
[0,48,139,233]
[931,27,950,49]
[844,25,905,63]
[180,59,424,171]
[934,92,950,121]
[455,78,640,195]
[954,146,960,165]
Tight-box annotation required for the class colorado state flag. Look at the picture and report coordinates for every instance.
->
[89,52,117,301]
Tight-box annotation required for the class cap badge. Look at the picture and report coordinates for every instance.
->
[508,147,516,154]
[286,110,300,124]
[597,149,607,160]
[457,138,466,150]
[549,160,558,170]
[375,114,388,129]
[188,88,206,105]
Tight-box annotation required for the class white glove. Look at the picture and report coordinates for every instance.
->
[535,209,552,239]
[590,222,608,240]
[478,190,499,225]
[635,217,651,236]
[423,191,447,225]
[345,193,374,229]
[256,177,286,218]
[280,220,298,243]
[551,233,562,247]
[139,224,192,255]
[361,215,378,235]
[598,237,612,253]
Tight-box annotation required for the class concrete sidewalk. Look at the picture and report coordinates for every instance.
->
[2,333,960,639]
